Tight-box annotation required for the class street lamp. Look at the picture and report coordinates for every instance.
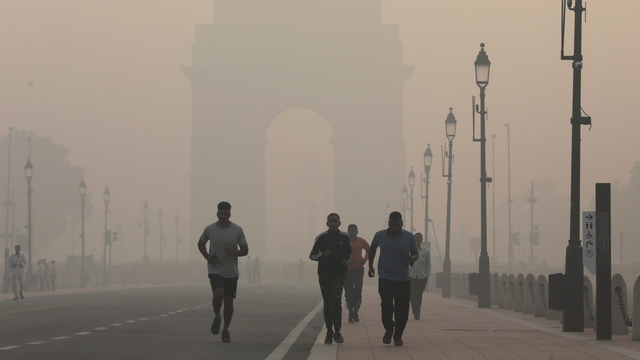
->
[506,124,513,270]
[158,209,163,264]
[442,107,457,298]
[102,186,110,286]
[174,213,179,263]
[421,145,433,250]
[24,158,33,275]
[143,200,149,263]
[491,134,497,261]
[401,184,408,223]
[79,178,86,288]
[473,43,492,308]
[407,167,416,233]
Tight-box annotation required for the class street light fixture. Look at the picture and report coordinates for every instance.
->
[102,186,110,286]
[24,158,33,275]
[473,43,492,308]
[143,200,149,263]
[421,145,433,251]
[442,108,457,298]
[407,168,416,233]
[79,178,86,288]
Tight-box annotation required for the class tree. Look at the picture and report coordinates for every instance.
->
[0,129,93,259]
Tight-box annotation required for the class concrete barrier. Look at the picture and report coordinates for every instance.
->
[523,274,536,315]
[612,273,630,335]
[505,274,516,310]
[491,273,500,307]
[498,274,507,309]
[514,274,525,312]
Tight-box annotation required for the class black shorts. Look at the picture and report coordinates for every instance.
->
[208,274,239,298]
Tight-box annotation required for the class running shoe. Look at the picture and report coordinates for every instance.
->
[221,329,231,343]
[333,332,344,343]
[211,315,221,335]
[382,330,393,344]
[324,330,333,345]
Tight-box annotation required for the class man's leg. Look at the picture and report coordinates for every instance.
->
[378,279,395,335]
[353,267,364,318]
[392,280,411,340]
[318,276,334,343]
[17,275,24,298]
[223,295,234,329]
[343,270,355,318]
[11,275,18,298]
[331,275,346,338]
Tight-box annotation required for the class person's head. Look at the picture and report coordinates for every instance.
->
[326,213,341,232]
[14,245,21,253]
[388,211,403,234]
[347,224,358,239]
[414,232,423,247]
[217,201,231,223]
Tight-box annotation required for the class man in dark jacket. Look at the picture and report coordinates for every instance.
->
[309,213,352,345]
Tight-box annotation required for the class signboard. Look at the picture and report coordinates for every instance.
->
[583,211,596,275]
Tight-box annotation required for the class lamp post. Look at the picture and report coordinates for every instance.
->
[24,158,33,275]
[175,213,179,263]
[102,186,110,286]
[407,168,416,233]
[442,107,457,298]
[79,178,86,288]
[421,145,433,250]
[158,209,164,264]
[561,0,588,332]
[143,201,149,263]
[473,43,492,308]
[491,134,497,261]
[526,181,538,264]
[401,184,408,223]
[505,124,513,270]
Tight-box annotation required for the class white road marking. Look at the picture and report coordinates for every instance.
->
[94,327,109,330]
[138,318,149,320]
[27,341,47,345]
[266,301,323,360]
[125,320,136,323]
[110,323,122,327]
[0,346,20,350]
[75,332,92,335]
[52,336,70,340]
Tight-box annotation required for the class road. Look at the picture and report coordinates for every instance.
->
[0,281,325,360]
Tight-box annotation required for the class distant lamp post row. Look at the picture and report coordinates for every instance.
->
[442,108,457,298]
[473,43,492,308]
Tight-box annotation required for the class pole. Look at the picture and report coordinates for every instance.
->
[144,212,148,260]
[563,0,586,332]
[526,181,537,263]
[81,194,85,287]
[3,128,13,292]
[102,200,108,286]
[424,167,430,249]
[477,87,491,308]
[595,183,611,340]
[506,124,512,270]
[27,178,32,275]
[491,134,496,261]
[410,186,414,233]
[443,138,454,298]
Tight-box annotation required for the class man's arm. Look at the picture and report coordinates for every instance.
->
[408,249,419,266]
[309,235,325,261]
[225,244,248,256]
[367,243,378,277]
[198,237,216,265]
[361,239,370,265]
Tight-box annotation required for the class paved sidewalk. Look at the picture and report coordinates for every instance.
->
[310,284,640,360]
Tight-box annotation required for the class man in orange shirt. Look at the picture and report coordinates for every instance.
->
[344,224,370,323]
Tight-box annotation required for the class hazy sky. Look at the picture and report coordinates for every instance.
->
[1,1,638,266]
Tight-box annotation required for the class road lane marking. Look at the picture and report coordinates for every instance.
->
[138,318,149,320]
[265,301,323,360]
[0,346,20,350]
[27,341,47,345]
[110,324,122,327]
[75,332,92,335]
[125,320,136,323]
[94,327,109,330]
[52,336,70,340]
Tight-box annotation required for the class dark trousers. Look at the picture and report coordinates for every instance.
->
[378,278,410,339]
[344,267,364,315]
[409,277,428,317]
[319,274,346,333]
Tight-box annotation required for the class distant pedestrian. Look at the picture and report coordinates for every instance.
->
[297,258,305,283]
[344,224,369,323]
[8,245,26,300]
[309,213,352,345]
[37,259,45,291]
[409,233,430,320]
[244,256,253,283]
[252,256,261,283]
[368,211,418,346]
[197,201,249,343]
[43,259,50,291]
[50,260,58,291]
